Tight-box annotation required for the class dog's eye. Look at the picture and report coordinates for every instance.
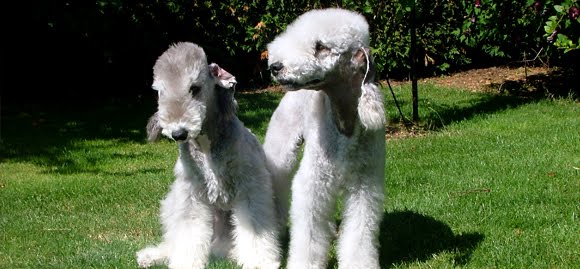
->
[314,42,330,57]
[189,85,201,95]
[315,42,328,51]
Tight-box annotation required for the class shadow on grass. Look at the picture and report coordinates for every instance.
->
[379,210,484,267]
[324,210,483,268]
[421,94,527,130]
[0,98,156,168]
[327,211,485,269]
[493,67,578,100]
[388,67,578,131]
[0,93,282,174]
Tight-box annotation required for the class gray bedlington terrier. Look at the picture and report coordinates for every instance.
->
[264,8,386,269]
[136,42,280,269]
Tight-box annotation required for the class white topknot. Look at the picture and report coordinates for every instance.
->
[152,42,209,95]
[267,8,369,64]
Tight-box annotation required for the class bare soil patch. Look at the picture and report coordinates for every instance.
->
[385,65,578,138]
[388,66,551,92]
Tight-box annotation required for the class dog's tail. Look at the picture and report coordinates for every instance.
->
[146,112,162,142]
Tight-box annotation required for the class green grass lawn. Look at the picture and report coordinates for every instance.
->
[1,85,578,268]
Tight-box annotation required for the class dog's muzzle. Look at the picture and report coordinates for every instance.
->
[269,62,284,76]
[269,61,324,89]
[171,129,188,141]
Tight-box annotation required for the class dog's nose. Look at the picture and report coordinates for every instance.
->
[269,62,284,76]
[171,129,188,141]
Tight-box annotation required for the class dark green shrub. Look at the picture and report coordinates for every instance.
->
[16,0,576,101]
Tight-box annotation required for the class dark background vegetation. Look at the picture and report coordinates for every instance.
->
[1,0,578,104]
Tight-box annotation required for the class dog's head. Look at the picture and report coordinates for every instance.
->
[267,8,373,90]
[147,42,236,143]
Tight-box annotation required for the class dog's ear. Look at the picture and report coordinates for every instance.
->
[354,47,385,130]
[209,63,237,89]
[352,47,371,66]
[210,63,238,116]
[352,47,376,84]
[146,112,162,143]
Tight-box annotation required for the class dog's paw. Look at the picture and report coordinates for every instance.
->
[136,247,165,268]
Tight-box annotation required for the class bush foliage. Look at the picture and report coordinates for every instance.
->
[10,0,578,100]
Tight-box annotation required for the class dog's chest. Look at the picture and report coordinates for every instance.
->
[305,112,372,171]
[192,149,236,209]
[205,176,234,209]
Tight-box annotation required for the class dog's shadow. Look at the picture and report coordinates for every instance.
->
[323,210,484,268]
[378,210,484,267]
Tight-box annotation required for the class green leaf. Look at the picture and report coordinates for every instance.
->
[557,33,571,43]
[364,5,373,14]
[526,0,536,7]
[554,5,564,13]
[544,21,556,34]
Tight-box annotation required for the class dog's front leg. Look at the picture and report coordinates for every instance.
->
[166,203,213,269]
[137,175,214,269]
[159,175,214,269]
[287,163,340,269]
[336,173,384,269]
[263,91,306,228]
[230,185,281,269]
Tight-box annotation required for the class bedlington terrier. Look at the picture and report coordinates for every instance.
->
[264,8,386,269]
[136,42,280,269]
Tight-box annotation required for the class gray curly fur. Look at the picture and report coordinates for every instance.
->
[136,42,280,269]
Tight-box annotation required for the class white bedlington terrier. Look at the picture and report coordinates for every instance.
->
[136,42,280,269]
[264,8,386,269]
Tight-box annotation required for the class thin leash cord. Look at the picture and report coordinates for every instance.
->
[382,74,412,130]
[361,48,370,89]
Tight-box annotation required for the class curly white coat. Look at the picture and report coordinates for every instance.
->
[264,8,386,269]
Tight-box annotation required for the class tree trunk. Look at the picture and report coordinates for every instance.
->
[410,1,419,122]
